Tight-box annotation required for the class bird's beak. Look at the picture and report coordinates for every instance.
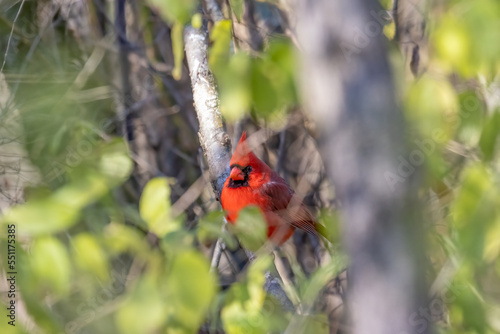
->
[230,166,245,181]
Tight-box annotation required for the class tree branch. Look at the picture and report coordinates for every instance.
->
[115,0,134,141]
[184,26,231,199]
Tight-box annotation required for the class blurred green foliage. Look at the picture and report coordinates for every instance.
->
[404,0,500,332]
[222,255,288,334]
[228,206,267,251]
[209,22,298,123]
[432,0,500,77]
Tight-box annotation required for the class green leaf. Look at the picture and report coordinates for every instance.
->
[222,255,276,334]
[317,209,341,243]
[452,163,492,229]
[379,0,392,9]
[479,111,500,162]
[115,272,167,334]
[300,255,348,305]
[230,206,267,251]
[52,173,109,208]
[433,14,470,75]
[197,211,225,243]
[405,75,459,143]
[217,53,252,121]
[99,139,133,184]
[0,314,27,333]
[191,13,202,29]
[72,233,110,281]
[30,237,72,296]
[104,223,150,256]
[291,314,329,334]
[164,251,217,332]
[3,198,80,236]
[266,40,297,106]
[251,61,278,114]
[456,91,484,146]
[2,167,121,236]
[432,0,500,76]
[246,255,273,311]
[484,215,500,262]
[214,38,298,123]
[171,21,184,80]
[139,177,179,237]
[229,0,244,21]
[146,0,196,24]
[450,279,486,333]
[197,211,238,249]
[209,20,232,72]
[451,163,496,260]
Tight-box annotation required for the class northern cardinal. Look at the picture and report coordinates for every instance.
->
[221,132,322,244]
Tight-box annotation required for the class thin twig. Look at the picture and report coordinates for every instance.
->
[275,128,287,175]
[1,0,25,73]
[210,237,224,272]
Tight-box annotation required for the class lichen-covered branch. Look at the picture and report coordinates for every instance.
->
[296,0,429,333]
[184,26,231,199]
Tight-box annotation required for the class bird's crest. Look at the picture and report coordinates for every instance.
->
[230,131,254,167]
[230,131,272,175]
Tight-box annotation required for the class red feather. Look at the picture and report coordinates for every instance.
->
[221,132,320,244]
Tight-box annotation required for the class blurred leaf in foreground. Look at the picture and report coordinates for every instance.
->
[479,111,500,162]
[164,250,217,333]
[209,20,232,73]
[405,75,459,143]
[72,233,110,282]
[222,254,286,334]
[197,211,238,249]
[146,0,196,24]
[29,237,72,297]
[115,271,166,334]
[451,163,496,260]
[229,206,267,251]
[140,177,181,237]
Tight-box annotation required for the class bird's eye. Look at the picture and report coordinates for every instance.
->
[244,166,252,174]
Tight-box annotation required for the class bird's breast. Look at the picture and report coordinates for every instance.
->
[221,186,265,222]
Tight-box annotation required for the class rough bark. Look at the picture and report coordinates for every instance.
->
[296,0,429,334]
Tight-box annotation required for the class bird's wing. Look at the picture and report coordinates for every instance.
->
[261,176,319,236]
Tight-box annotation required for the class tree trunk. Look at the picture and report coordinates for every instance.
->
[296,0,429,333]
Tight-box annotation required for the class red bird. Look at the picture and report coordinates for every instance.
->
[221,132,321,244]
